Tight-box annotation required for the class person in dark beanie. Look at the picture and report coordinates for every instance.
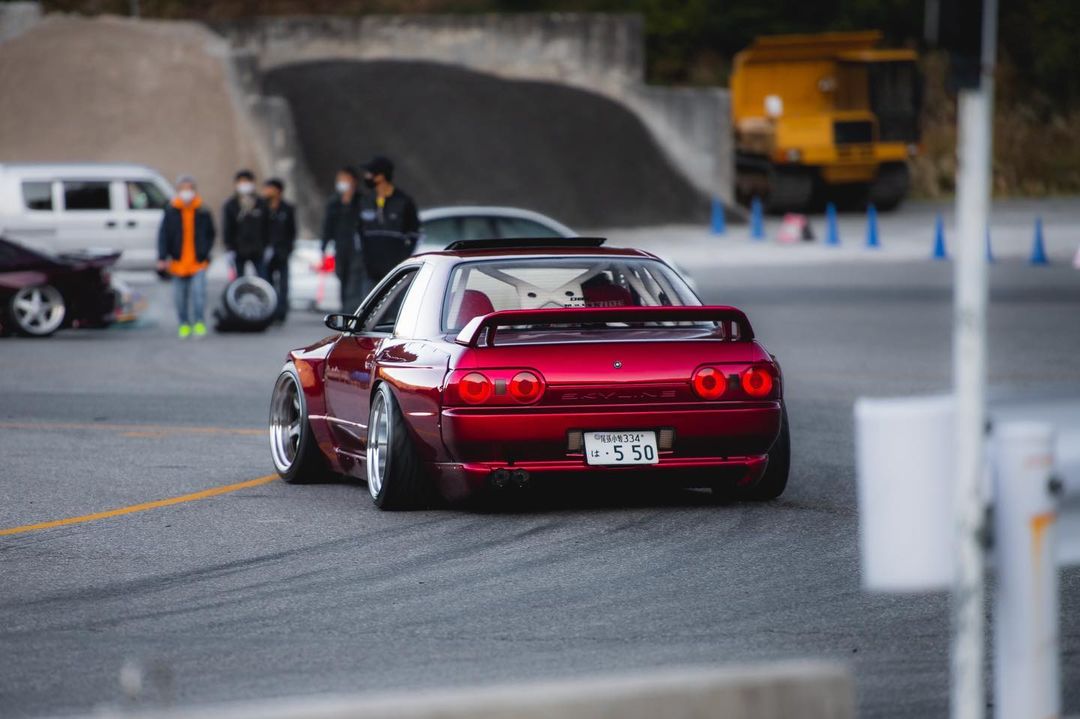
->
[358,155,420,285]
[320,165,364,311]
[260,177,297,323]
[157,175,215,339]
[222,169,268,278]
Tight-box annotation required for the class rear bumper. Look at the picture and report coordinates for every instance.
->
[432,455,768,498]
[436,401,781,497]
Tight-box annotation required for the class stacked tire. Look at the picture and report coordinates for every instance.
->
[214,276,278,333]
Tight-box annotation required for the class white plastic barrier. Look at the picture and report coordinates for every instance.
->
[77,662,853,719]
[855,395,957,591]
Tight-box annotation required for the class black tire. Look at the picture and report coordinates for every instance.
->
[742,406,790,501]
[868,162,910,212]
[765,165,815,213]
[269,365,334,484]
[217,277,277,332]
[366,383,433,510]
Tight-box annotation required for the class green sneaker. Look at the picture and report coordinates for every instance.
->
[193,321,207,338]
[178,324,192,339]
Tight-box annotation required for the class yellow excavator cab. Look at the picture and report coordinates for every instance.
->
[731,31,921,212]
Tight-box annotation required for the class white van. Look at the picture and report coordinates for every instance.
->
[0,163,174,269]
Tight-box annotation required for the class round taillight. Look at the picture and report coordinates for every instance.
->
[460,372,493,404]
[741,367,774,398]
[692,367,726,400]
[509,370,544,403]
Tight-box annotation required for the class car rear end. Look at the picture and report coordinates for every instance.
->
[56,249,122,328]
[435,306,783,495]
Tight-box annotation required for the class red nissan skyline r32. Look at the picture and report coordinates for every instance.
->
[269,237,789,509]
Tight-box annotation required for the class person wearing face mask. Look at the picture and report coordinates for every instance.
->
[357,155,420,285]
[320,165,365,312]
[222,169,269,279]
[157,175,216,339]
[260,178,296,324]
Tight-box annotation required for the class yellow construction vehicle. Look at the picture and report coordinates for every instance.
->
[730,31,921,212]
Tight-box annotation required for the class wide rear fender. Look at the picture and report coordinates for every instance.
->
[0,271,49,291]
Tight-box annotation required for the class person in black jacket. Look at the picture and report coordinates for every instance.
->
[358,156,420,284]
[222,169,268,278]
[260,177,297,323]
[156,175,216,339]
[320,165,364,312]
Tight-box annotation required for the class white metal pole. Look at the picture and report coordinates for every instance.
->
[992,422,1060,719]
[951,1,998,718]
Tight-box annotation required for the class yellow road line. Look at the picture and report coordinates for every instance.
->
[0,421,263,436]
[0,475,280,537]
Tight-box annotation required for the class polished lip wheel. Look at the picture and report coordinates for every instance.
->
[366,393,391,499]
[12,285,65,336]
[269,373,303,472]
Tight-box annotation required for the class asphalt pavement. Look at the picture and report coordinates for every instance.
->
[1,254,1078,718]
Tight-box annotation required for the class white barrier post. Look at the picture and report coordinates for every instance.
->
[855,396,956,591]
[991,422,1059,719]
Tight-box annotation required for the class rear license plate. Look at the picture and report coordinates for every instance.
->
[584,431,659,466]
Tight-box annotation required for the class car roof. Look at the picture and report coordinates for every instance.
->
[0,163,168,180]
[417,206,575,236]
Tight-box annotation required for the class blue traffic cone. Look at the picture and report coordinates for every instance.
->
[710,199,726,235]
[931,213,947,260]
[986,229,994,263]
[750,196,764,240]
[866,204,880,248]
[1030,217,1049,265]
[825,202,840,246]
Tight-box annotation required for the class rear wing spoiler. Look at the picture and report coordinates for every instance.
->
[454,305,754,348]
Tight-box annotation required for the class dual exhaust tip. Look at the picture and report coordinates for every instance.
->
[489,468,530,489]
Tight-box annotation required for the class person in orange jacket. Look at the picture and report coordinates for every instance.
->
[156,175,216,339]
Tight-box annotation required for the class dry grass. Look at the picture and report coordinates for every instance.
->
[913,52,1080,199]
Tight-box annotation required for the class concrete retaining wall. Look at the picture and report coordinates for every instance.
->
[212,13,733,207]
[84,662,853,719]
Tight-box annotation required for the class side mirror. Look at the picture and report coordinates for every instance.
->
[324,313,357,333]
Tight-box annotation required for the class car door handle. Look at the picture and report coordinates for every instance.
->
[105,220,117,228]
[125,220,137,228]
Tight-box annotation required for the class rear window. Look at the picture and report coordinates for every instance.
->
[443,257,699,331]
[62,181,111,210]
[21,182,53,211]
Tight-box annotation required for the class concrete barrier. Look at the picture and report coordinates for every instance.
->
[85,662,853,719]
[0,1,41,44]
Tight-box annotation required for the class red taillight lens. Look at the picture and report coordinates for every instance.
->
[459,372,493,404]
[509,371,544,403]
[692,367,726,400]
[740,367,774,398]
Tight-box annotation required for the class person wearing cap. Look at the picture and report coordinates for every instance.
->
[260,177,296,323]
[222,169,268,278]
[157,175,216,339]
[357,155,420,286]
[320,165,364,312]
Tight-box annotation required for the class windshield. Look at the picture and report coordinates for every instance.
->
[443,256,700,331]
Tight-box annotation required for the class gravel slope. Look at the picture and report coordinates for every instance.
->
[263,60,709,228]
